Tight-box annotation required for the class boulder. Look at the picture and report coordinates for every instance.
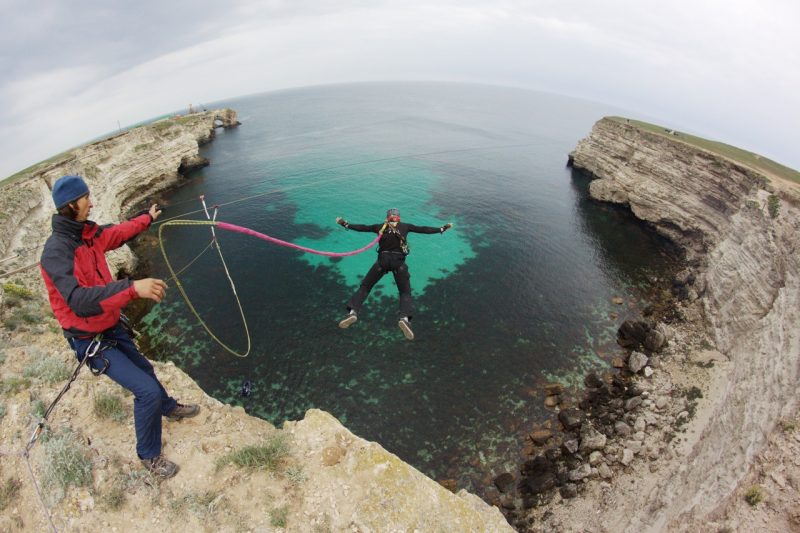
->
[529,429,553,445]
[628,351,649,373]
[493,472,515,494]
[579,422,607,452]
[644,329,667,352]
[617,319,651,349]
[558,409,584,431]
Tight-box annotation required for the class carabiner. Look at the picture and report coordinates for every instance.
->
[84,334,110,376]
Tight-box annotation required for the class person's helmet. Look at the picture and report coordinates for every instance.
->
[386,208,400,221]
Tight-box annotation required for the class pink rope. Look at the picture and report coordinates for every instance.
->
[216,221,380,257]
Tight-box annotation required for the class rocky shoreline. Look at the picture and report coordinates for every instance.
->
[499,117,800,532]
[489,264,717,531]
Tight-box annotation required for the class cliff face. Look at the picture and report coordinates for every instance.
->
[571,117,800,529]
[0,109,238,280]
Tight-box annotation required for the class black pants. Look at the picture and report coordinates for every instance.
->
[348,252,412,318]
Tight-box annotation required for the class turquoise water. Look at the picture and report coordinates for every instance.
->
[133,82,680,493]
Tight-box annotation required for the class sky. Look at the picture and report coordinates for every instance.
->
[1,0,798,179]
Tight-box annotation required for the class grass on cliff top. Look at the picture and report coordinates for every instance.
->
[607,116,800,184]
[0,111,214,185]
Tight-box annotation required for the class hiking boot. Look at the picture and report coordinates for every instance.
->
[398,317,414,341]
[141,454,178,478]
[338,310,358,329]
[167,402,200,421]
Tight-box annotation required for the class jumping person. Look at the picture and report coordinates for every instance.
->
[335,208,452,340]
[39,175,200,478]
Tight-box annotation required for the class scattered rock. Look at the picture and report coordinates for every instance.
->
[644,329,667,352]
[619,448,635,466]
[494,472,515,493]
[544,395,561,408]
[579,422,607,452]
[628,351,649,374]
[597,463,613,479]
[643,366,654,378]
[624,396,643,412]
[559,409,584,431]
[544,383,565,396]
[530,429,554,445]
[615,421,633,436]
[322,445,346,466]
[568,464,592,481]
[560,483,579,499]
[589,451,604,466]
[612,296,624,305]
[438,478,458,492]
[562,439,580,455]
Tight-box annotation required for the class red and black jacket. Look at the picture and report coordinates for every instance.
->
[40,213,152,337]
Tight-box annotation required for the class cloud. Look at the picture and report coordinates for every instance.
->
[1,0,798,178]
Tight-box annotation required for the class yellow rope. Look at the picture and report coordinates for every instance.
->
[158,219,251,357]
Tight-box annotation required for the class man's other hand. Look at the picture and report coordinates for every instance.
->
[134,278,167,302]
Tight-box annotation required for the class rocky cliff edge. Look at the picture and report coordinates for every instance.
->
[570,117,800,530]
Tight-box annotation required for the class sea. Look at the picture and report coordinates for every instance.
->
[132,82,680,494]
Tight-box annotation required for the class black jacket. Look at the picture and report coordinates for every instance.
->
[345,221,444,254]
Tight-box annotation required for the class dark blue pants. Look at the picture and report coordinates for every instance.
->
[68,325,177,460]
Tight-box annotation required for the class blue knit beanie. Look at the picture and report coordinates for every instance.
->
[52,175,90,209]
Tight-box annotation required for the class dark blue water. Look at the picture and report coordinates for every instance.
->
[134,82,679,492]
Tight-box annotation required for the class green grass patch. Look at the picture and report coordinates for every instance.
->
[23,354,70,383]
[41,430,94,503]
[608,117,800,184]
[217,433,290,472]
[768,195,780,218]
[101,484,126,511]
[94,393,127,423]
[2,282,34,300]
[0,477,22,511]
[31,398,46,418]
[2,302,45,329]
[1,376,31,395]
[270,505,289,528]
[0,151,73,186]
[684,386,703,401]
[744,485,763,506]
[285,464,307,485]
[169,491,221,516]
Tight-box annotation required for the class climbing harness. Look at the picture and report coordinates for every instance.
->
[28,333,112,448]
[382,223,410,255]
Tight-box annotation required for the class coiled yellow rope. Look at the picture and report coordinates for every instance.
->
[158,219,251,357]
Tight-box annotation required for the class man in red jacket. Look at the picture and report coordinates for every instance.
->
[40,175,198,478]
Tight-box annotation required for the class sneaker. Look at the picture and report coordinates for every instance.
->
[398,317,414,341]
[141,454,179,477]
[167,402,200,421]
[338,310,358,329]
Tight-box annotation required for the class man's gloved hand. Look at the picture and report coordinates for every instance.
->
[336,217,349,228]
[441,222,453,233]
